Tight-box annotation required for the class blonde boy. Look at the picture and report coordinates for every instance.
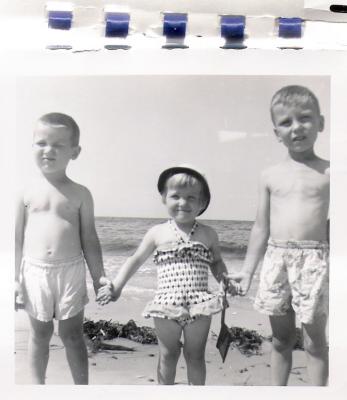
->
[15,113,105,384]
[229,86,329,385]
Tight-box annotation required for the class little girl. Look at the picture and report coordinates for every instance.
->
[97,165,230,385]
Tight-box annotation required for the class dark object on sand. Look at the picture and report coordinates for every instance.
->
[225,326,263,356]
[83,318,158,352]
[217,285,234,362]
[98,341,134,351]
[84,334,135,353]
[217,289,263,361]
[217,321,264,361]
[216,319,233,362]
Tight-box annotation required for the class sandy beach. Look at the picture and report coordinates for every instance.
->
[15,287,309,386]
[14,219,311,386]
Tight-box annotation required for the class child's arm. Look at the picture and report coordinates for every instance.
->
[209,229,228,283]
[97,227,157,303]
[15,192,25,308]
[228,171,270,294]
[79,187,105,295]
[209,229,239,295]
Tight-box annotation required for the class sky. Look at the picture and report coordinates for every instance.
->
[16,75,330,220]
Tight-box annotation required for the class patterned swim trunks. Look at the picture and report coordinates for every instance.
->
[254,238,329,324]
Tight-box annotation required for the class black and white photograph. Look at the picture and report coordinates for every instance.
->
[13,74,331,386]
[1,1,347,399]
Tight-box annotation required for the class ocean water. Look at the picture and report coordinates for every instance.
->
[92,217,256,299]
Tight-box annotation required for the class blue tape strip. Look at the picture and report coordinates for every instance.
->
[278,17,303,38]
[48,10,73,30]
[163,13,187,39]
[221,15,245,40]
[105,12,130,38]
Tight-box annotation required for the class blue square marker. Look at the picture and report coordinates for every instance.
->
[105,12,130,38]
[163,13,187,39]
[278,17,303,38]
[221,15,245,40]
[48,10,73,30]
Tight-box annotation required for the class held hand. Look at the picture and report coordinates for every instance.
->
[15,281,25,311]
[95,276,113,305]
[221,273,242,296]
[99,276,113,288]
[96,286,122,305]
[96,278,122,305]
[93,276,111,295]
[224,271,252,296]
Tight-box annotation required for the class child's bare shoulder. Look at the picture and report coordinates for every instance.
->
[198,222,216,235]
[197,222,218,243]
[63,181,94,206]
[148,222,169,236]
[144,222,168,246]
[71,181,92,198]
[316,158,330,176]
[60,181,95,212]
[259,164,281,185]
[19,179,41,202]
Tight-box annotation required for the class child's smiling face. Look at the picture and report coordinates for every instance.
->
[272,101,324,154]
[163,180,204,224]
[33,122,80,175]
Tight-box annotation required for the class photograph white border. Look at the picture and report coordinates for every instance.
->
[1,49,347,399]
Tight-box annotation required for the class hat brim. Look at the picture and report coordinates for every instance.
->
[157,166,211,216]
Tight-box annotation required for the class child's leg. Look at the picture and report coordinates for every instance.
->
[302,314,328,386]
[58,310,88,384]
[269,308,297,385]
[153,317,183,384]
[182,316,211,385]
[28,315,54,384]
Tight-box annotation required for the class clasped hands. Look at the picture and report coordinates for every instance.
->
[221,270,252,297]
[96,277,121,305]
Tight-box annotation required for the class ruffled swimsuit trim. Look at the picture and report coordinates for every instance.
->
[142,221,224,322]
[142,295,224,321]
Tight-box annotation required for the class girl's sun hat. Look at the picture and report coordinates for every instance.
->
[157,164,211,216]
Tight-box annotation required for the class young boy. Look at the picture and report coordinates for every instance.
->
[228,85,329,386]
[15,112,105,384]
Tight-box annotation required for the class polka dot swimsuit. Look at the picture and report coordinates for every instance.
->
[142,220,223,324]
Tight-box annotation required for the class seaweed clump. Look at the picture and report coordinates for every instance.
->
[226,327,264,356]
[83,318,158,348]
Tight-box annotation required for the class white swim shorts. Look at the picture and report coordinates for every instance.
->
[20,254,89,322]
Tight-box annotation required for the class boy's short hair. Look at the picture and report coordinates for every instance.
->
[38,112,80,146]
[270,85,321,122]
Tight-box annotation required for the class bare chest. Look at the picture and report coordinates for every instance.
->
[269,170,329,199]
[25,189,80,221]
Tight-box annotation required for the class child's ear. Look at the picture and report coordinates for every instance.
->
[161,194,167,205]
[71,145,81,160]
[319,115,325,132]
[273,128,282,142]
